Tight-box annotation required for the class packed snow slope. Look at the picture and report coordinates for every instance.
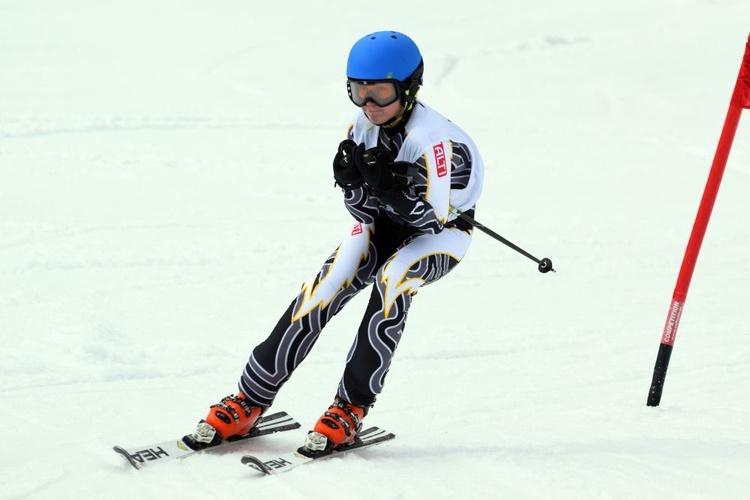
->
[2,1,749,499]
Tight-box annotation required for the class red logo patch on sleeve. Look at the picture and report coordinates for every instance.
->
[433,143,448,178]
[351,222,363,236]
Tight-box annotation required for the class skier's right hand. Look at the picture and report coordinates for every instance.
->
[332,140,364,189]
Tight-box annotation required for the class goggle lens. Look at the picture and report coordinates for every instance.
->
[348,80,400,107]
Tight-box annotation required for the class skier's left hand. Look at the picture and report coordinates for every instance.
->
[354,145,397,193]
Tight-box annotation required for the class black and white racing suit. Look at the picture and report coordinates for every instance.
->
[239,100,485,407]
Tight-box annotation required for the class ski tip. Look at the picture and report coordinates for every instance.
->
[241,455,272,475]
[113,445,144,470]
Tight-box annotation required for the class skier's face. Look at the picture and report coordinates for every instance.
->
[362,99,404,126]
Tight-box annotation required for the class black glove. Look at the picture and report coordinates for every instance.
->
[332,139,363,189]
[354,145,397,193]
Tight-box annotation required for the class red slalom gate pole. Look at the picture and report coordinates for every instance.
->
[647,34,750,407]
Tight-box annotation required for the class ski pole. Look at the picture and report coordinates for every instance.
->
[450,206,555,274]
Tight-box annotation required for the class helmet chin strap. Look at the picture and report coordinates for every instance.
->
[381,111,406,128]
[379,90,419,129]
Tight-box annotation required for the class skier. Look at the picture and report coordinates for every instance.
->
[189,30,485,454]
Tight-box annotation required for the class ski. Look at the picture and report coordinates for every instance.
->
[241,426,395,475]
[113,411,300,470]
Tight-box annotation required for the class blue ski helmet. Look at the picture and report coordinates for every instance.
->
[346,31,424,111]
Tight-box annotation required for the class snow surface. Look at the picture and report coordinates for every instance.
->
[2,1,750,498]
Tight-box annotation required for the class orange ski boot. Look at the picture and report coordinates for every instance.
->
[188,393,263,448]
[304,398,368,453]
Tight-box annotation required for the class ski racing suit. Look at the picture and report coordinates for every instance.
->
[238,100,485,408]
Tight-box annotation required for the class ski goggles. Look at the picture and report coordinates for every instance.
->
[347,80,401,107]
